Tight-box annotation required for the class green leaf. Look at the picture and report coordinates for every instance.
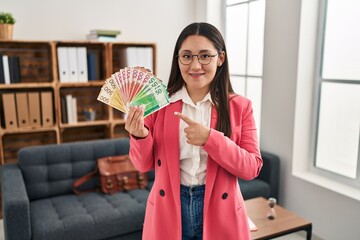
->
[0,12,16,24]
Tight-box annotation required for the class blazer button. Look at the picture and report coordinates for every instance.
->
[159,189,165,197]
[157,159,161,166]
[222,192,228,200]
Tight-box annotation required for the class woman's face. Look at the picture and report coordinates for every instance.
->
[178,35,224,97]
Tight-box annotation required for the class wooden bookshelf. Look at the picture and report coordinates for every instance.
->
[0,40,157,164]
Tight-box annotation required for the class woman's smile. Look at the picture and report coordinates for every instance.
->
[189,72,205,78]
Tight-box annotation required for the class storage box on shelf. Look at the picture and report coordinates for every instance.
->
[0,40,157,165]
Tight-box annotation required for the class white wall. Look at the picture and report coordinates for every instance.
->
[2,0,198,82]
[261,0,360,239]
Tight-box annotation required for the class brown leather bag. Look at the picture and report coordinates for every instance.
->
[73,155,148,194]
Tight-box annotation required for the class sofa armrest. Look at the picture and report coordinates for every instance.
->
[258,151,280,200]
[2,164,31,240]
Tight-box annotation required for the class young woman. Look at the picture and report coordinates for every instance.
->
[125,22,263,240]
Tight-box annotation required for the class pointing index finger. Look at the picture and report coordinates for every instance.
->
[174,112,194,125]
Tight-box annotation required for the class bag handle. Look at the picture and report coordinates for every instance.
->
[105,155,130,163]
[72,168,99,194]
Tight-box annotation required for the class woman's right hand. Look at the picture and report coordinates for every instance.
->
[124,106,149,138]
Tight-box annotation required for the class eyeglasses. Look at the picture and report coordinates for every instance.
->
[177,52,218,65]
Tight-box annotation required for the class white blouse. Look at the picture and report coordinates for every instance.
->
[170,86,212,186]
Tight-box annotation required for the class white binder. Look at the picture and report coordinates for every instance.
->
[76,47,88,82]
[67,47,78,82]
[57,47,70,82]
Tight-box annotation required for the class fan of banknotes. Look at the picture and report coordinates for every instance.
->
[97,67,170,117]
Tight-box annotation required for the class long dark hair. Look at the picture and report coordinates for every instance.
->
[167,22,234,137]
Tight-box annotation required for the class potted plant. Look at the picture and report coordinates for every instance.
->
[0,12,16,40]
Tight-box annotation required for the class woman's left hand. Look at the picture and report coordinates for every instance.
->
[174,112,211,146]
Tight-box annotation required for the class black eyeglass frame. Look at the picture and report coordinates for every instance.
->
[176,53,218,65]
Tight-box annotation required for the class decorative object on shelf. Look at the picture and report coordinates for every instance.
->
[0,12,16,40]
[267,197,277,220]
[98,66,170,117]
[86,29,121,42]
[84,107,96,121]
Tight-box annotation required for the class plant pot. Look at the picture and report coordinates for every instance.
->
[0,24,14,40]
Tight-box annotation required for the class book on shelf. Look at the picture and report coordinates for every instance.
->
[72,97,78,123]
[60,97,68,124]
[87,51,102,80]
[86,34,118,42]
[89,29,121,36]
[2,55,10,84]
[64,94,78,124]
[8,56,21,83]
[65,95,73,123]
[0,55,4,84]
[86,29,121,42]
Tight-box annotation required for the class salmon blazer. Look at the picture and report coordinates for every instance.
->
[129,94,263,240]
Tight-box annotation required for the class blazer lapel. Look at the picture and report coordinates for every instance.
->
[163,101,182,206]
[204,105,219,216]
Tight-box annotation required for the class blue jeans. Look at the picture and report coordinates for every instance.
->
[180,184,205,240]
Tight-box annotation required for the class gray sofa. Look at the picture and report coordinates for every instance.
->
[2,138,279,240]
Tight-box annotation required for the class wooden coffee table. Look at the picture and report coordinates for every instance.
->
[245,197,312,240]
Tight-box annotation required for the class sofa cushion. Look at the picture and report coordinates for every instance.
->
[18,138,130,201]
[30,190,149,240]
[238,178,270,200]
